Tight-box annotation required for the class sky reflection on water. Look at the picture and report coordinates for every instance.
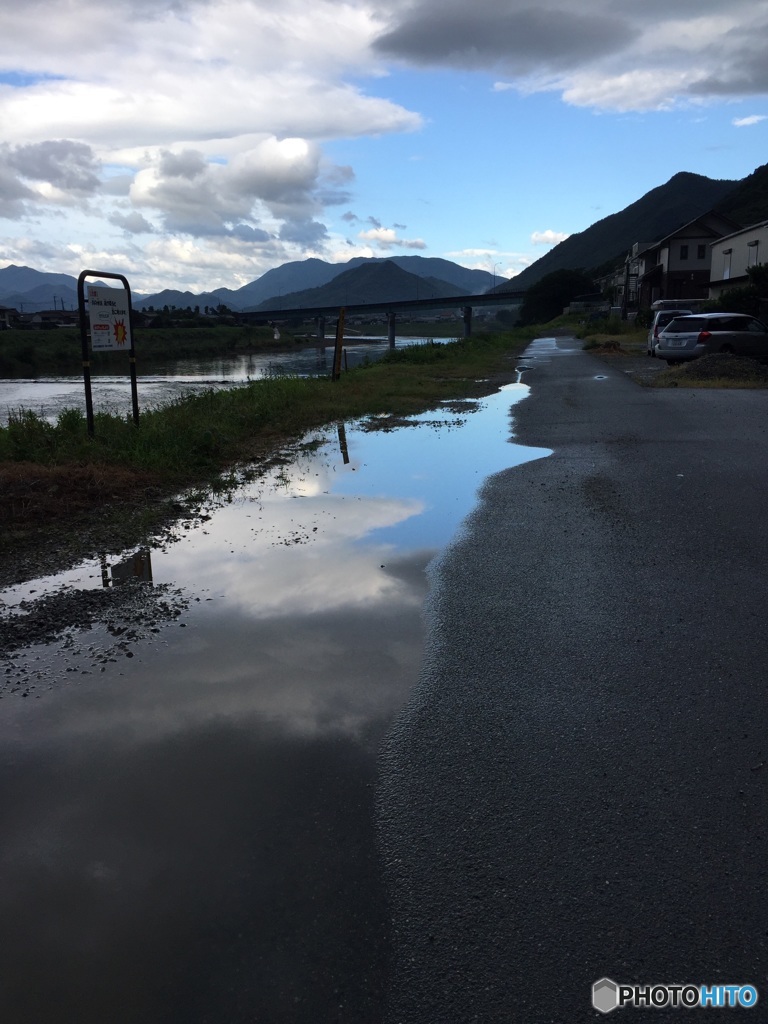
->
[0,378,552,1022]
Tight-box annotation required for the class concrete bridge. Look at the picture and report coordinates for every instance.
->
[238,289,526,346]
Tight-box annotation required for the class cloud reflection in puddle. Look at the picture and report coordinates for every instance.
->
[0,377,554,1022]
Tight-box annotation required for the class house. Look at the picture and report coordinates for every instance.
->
[709,219,768,299]
[12,309,80,329]
[594,242,655,313]
[0,305,18,329]
[636,211,740,308]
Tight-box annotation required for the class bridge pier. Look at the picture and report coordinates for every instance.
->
[387,311,396,349]
[463,305,472,338]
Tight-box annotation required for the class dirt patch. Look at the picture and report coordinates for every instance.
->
[0,462,164,525]
[651,353,768,387]
[1,580,189,656]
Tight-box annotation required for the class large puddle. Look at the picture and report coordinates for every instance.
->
[0,374,551,1022]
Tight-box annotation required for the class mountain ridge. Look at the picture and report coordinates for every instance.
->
[2,162,768,311]
[249,260,462,311]
[0,256,496,314]
[499,170,746,292]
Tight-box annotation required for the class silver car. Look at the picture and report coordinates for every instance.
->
[646,308,692,356]
[656,312,768,364]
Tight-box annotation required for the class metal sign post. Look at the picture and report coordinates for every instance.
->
[332,307,346,381]
[77,270,138,436]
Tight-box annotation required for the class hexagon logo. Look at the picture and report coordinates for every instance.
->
[593,978,619,1014]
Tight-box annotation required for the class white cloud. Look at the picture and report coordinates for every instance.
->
[0,0,423,289]
[0,0,767,291]
[443,249,533,276]
[109,211,155,235]
[0,1,421,151]
[531,230,570,247]
[358,227,427,250]
[733,114,767,126]
[374,0,768,112]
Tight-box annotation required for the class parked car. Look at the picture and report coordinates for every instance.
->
[646,308,693,356]
[656,313,768,364]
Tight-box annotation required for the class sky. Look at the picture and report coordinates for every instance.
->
[0,0,767,295]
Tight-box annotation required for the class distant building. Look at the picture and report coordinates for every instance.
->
[636,211,740,307]
[0,305,18,329]
[13,309,80,329]
[594,242,654,312]
[708,219,768,299]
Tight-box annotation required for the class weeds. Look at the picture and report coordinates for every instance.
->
[0,332,528,486]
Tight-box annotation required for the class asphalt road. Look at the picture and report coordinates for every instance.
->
[378,336,768,1022]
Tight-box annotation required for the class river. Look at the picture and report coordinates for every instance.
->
[0,336,447,423]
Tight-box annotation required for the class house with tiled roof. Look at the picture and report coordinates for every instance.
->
[636,211,740,308]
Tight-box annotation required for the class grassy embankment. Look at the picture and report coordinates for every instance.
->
[0,329,535,554]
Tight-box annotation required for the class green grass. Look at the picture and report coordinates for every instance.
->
[0,331,529,480]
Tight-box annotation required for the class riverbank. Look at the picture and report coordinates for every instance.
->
[0,332,531,586]
[0,320,464,377]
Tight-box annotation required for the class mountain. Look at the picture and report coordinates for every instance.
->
[210,258,343,309]
[0,284,81,312]
[0,264,79,294]
[346,256,495,294]
[500,171,743,292]
[4,162,768,311]
[0,266,148,313]
[134,288,224,311]
[714,162,768,227]
[251,260,460,311]
[209,255,495,310]
[103,256,494,311]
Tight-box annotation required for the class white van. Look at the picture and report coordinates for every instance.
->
[647,308,693,356]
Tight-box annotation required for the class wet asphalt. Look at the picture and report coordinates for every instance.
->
[378,337,768,1022]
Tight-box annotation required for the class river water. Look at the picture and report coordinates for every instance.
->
[0,344,554,1022]
[0,336,444,423]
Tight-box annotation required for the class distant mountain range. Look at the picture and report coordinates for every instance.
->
[2,161,767,313]
[248,259,464,310]
[0,256,497,315]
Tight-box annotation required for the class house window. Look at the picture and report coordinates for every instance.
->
[747,240,759,267]
[722,248,733,280]
[697,244,707,260]
[680,244,689,260]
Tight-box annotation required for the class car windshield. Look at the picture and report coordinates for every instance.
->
[665,317,706,332]
[657,311,689,327]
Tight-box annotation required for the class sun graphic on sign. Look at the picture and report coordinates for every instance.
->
[113,319,128,346]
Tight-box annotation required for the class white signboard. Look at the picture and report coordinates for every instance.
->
[87,284,132,352]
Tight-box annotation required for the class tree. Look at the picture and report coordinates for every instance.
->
[714,264,768,318]
[495,308,518,326]
[518,269,598,325]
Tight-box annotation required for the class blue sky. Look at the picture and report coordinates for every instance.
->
[0,0,766,293]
